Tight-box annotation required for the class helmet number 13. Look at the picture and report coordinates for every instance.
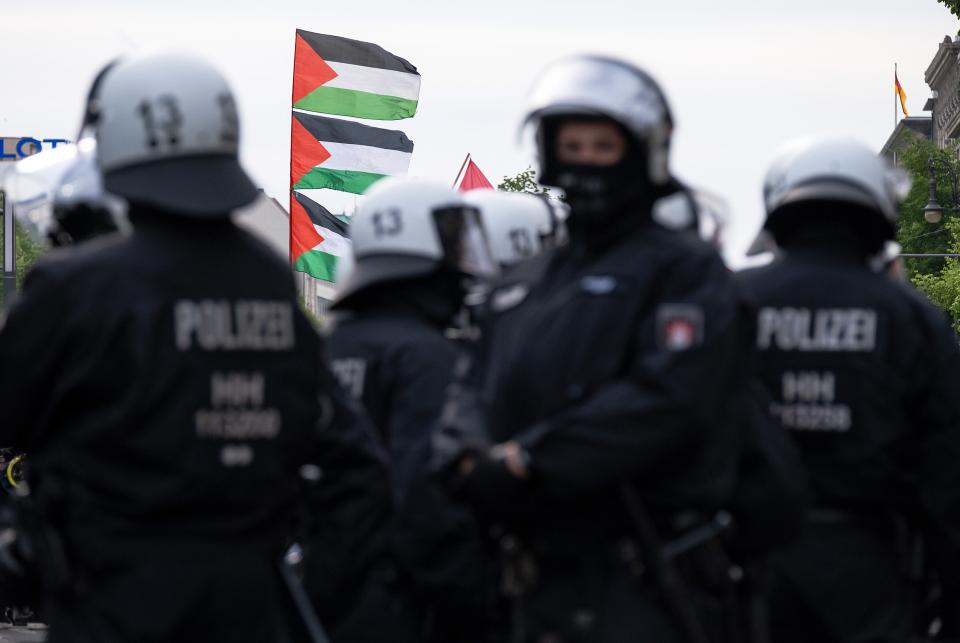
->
[137,95,183,151]
[372,209,403,238]
[136,94,240,152]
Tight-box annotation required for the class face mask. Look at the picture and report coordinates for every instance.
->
[554,157,650,228]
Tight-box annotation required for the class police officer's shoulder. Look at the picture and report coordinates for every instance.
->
[734,254,787,290]
[480,248,555,316]
[23,231,127,287]
[329,306,459,352]
[498,245,555,286]
[639,223,729,275]
[228,222,300,281]
[332,312,461,386]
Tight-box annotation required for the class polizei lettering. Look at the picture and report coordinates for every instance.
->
[756,307,877,352]
[174,300,295,351]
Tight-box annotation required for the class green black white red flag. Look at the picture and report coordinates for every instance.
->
[290,29,419,280]
[290,191,350,281]
[291,111,414,195]
[293,29,421,121]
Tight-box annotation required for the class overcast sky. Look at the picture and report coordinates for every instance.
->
[2,0,957,259]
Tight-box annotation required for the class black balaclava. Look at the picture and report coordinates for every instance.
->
[539,115,659,242]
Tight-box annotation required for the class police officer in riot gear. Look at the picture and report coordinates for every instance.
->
[464,190,556,269]
[0,52,391,643]
[737,137,960,642]
[330,178,496,498]
[325,178,497,642]
[439,55,760,643]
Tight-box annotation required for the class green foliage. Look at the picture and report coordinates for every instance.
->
[897,138,960,328]
[912,215,960,330]
[14,222,45,289]
[937,0,960,19]
[0,211,47,307]
[896,139,960,279]
[498,167,551,196]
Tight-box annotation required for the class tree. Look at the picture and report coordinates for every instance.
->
[937,0,960,19]
[896,138,960,328]
[911,216,960,329]
[896,139,959,280]
[0,211,47,308]
[498,167,551,196]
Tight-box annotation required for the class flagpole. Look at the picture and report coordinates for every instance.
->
[452,153,471,189]
[290,30,298,265]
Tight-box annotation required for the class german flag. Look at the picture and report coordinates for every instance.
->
[895,71,908,117]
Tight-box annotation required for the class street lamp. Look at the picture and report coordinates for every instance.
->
[923,156,959,224]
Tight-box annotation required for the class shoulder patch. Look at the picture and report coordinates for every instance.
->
[656,303,704,351]
[580,275,618,295]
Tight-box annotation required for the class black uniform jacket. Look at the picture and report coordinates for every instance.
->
[737,246,960,582]
[326,305,462,499]
[478,219,745,553]
[0,216,390,569]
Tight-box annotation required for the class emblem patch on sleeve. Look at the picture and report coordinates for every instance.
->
[656,304,704,351]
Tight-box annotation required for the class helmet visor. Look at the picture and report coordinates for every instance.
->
[433,206,498,279]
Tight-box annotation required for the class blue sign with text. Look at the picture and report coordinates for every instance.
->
[0,137,70,160]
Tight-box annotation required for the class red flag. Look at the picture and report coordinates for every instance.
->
[458,159,493,191]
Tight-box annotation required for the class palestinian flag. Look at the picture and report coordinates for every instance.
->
[293,30,420,121]
[290,191,350,281]
[291,111,414,195]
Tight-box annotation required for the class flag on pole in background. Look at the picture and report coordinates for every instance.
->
[457,158,493,191]
[895,71,908,117]
[290,191,350,281]
[291,111,414,194]
[293,29,421,120]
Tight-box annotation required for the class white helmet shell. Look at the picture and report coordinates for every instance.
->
[335,178,497,305]
[351,178,455,261]
[763,137,909,229]
[523,55,673,185]
[465,190,552,267]
[92,51,257,216]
